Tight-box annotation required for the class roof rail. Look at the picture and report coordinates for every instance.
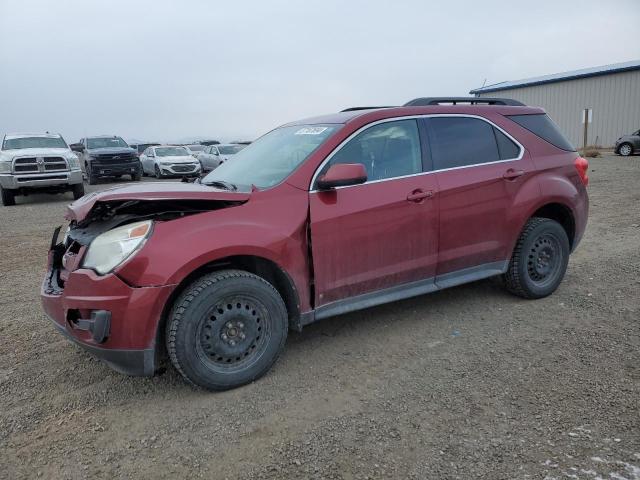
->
[340,106,396,112]
[404,97,525,107]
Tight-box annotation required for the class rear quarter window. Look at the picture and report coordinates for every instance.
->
[507,114,575,151]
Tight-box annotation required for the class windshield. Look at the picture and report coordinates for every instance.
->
[202,124,338,189]
[218,145,245,155]
[3,136,67,150]
[156,146,189,157]
[187,145,205,152]
[87,137,129,149]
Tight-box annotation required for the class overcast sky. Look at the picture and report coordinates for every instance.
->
[1,0,638,143]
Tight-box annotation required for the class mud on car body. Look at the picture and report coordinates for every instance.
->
[42,97,589,390]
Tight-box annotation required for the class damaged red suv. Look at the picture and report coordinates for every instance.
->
[41,97,589,390]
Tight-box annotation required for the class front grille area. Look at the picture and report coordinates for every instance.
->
[94,153,136,163]
[17,174,67,182]
[12,156,68,174]
[172,164,197,172]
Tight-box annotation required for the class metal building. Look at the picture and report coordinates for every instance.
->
[470,60,640,148]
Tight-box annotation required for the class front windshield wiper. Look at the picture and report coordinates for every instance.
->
[202,180,238,191]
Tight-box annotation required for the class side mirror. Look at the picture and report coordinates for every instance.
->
[70,143,84,152]
[316,163,367,190]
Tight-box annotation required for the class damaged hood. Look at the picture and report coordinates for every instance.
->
[66,182,251,222]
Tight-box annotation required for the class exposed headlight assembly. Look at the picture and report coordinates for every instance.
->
[83,220,152,274]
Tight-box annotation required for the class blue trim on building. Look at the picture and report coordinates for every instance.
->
[470,60,640,94]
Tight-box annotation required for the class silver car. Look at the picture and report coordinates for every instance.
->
[140,145,202,178]
[198,144,246,171]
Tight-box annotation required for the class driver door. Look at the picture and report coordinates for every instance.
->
[309,119,439,310]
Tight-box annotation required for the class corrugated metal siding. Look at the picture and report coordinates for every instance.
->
[477,69,640,148]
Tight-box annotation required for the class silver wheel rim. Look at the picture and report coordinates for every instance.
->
[620,144,632,156]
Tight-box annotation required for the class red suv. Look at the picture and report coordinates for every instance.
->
[41,97,589,390]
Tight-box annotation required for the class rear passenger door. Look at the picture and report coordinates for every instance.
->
[424,115,534,278]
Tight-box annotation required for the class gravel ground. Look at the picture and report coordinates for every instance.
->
[1,155,639,480]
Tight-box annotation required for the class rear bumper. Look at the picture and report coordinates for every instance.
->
[41,266,175,377]
[91,161,141,177]
[0,170,83,189]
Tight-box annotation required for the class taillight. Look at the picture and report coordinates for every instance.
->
[574,156,589,186]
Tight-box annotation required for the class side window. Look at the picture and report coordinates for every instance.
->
[322,119,422,183]
[493,127,521,160]
[427,117,500,170]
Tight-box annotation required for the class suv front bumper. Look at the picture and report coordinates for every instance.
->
[41,264,175,376]
[90,161,141,177]
[0,169,83,189]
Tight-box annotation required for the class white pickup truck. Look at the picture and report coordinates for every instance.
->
[0,133,84,206]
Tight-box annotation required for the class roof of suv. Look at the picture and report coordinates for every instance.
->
[285,104,545,127]
[4,132,63,139]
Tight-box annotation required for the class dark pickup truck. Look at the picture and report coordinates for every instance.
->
[70,136,142,184]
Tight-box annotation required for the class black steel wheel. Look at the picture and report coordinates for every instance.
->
[166,270,288,391]
[504,217,570,299]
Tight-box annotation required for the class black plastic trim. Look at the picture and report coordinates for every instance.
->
[304,261,509,326]
[49,316,156,376]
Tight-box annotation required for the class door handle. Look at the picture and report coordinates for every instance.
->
[502,168,525,180]
[406,189,434,202]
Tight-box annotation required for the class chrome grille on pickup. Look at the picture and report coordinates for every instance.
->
[12,156,68,174]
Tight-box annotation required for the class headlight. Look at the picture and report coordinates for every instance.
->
[0,161,10,173]
[83,220,152,274]
[160,161,172,166]
[67,156,80,170]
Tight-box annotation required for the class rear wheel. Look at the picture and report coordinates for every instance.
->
[504,217,570,299]
[71,183,85,200]
[618,143,633,156]
[166,270,288,391]
[131,171,141,181]
[1,187,16,206]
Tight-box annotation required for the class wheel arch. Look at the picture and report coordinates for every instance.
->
[529,202,576,248]
[154,254,301,360]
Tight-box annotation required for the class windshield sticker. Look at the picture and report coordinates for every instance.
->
[294,127,328,135]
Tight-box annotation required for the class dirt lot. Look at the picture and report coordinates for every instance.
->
[1,154,639,480]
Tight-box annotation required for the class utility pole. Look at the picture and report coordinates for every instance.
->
[583,108,589,149]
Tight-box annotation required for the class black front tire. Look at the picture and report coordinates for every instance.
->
[618,143,633,156]
[86,164,98,185]
[71,183,85,200]
[1,187,16,206]
[131,171,142,181]
[155,165,163,179]
[504,217,570,299]
[166,270,288,391]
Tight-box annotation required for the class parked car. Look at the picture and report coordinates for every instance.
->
[130,142,160,156]
[614,129,640,156]
[42,97,589,391]
[71,136,141,184]
[184,144,206,157]
[198,143,246,171]
[140,145,202,178]
[0,133,84,206]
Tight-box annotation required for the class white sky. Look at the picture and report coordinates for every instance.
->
[1,0,638,143]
